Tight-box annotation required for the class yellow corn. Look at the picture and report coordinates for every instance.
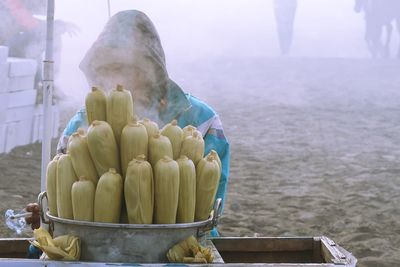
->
[176,156,196,223]
[120,122,148,178]
[87,120,120,176]
[85,86,107,124]
[154,156,179,224]
[56,154,78,219]
[67,129,98,185]
[161,119,183,160]
[106,84,135,145]
[94,168,123,223]
[125,155,154,224]
[195,154,220,221]
[71,177,95,222]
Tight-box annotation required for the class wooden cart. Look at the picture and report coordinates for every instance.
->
[0,235,356,266]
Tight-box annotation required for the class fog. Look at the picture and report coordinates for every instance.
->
[53,0,396,100]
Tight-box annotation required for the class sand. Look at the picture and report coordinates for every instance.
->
[1,58,400,267]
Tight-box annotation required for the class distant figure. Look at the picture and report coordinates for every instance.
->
[273,0,297,55]
[0,0,78,98]
[354,0,400,58]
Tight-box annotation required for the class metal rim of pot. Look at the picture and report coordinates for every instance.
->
[38,191,222,232]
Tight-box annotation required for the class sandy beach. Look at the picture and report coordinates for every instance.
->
[1,57,399,267]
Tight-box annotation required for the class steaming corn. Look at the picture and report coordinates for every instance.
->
[46,154,62,216]
[71,177,95,222]
[67,129,98,185]
[85,86,107,124]
[139,118,159,137]
[148,132,173,167]
[120,122,148,178]
[94,168,123,223]
[208,150,222,177]
[154,156,179,224]
[87,120,120,176]
[180,131,204,165]
[161,120,183,160]
[106,84,135,145]
[56,154,78,219]
[125,155,154,224]
[176,156,196,223]
[182,125,201,138]
[195,154,220,221]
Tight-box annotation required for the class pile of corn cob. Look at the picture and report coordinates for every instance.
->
[46,85,221,224]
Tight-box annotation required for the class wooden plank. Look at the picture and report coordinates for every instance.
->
[0,238,31,258]
[211,237,314,252]
[320,236,349,265]
[312,237,322,263]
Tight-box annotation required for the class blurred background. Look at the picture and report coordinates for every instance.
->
[1,1,400,267]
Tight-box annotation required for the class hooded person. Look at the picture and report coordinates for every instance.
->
[56,10,230,235]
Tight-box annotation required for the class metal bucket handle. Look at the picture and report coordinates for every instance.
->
[38,191,50,225]
[198,198,222,236]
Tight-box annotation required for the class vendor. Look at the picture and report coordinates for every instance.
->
[28,10,230,236]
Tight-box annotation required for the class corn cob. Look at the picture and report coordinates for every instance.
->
[180,131,204,166]
[124,155,154,224]
[106,84,135,145]
[182,125,201,138]
[85,86,107,124]
[46,154,62,216]
[148,132,173,167]
[139,118,159,137]
[71,176,95,222]
[87,120,120,176]
[56,154,78,219]
[94,168,123,223]
[120,122,148,178]
[176,156,196,223]
[154,156,179,224]
[161,120,183,160]
[207,150,222,177]
[67,129,98,185]
[195,154,220,221]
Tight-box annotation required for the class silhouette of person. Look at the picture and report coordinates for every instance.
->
[273,0,297,55]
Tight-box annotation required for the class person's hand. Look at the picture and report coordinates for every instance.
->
[25,203,40,230]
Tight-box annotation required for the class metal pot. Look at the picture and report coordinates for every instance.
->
[38,191,221,263]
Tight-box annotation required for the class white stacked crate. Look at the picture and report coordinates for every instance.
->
[0,46,60,154]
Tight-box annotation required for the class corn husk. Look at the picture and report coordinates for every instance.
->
[106,84,135,145]
[167,235,214,263]
[176,156,196,223]
[85,86,107,124]
[31,227,81,261]
[71,177,95,222]
[207,150,222,177]
[148,132,173,167]
[125,155,154,224]
[154,156,179,224]
[182,125,201,138]
[56,154,78,219]
[180,131,204,166]
[94,168,123,223]
[195,154,220,221]
[120,122,148,178]
[87,120,120,176]
[161,120,183,160]
[46,154,62,216]
[139,118,159,137]
[67,129,98,185]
